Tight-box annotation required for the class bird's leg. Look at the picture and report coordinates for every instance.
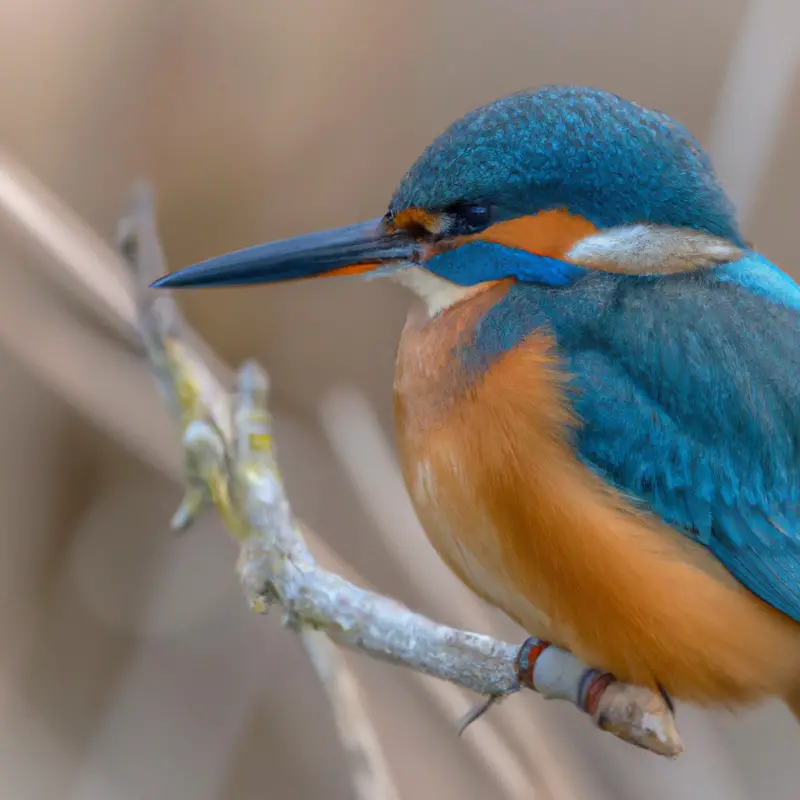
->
[514,637,683,757]
[515,637,616,716]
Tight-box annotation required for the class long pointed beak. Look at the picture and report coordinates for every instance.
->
[150,218,417,289]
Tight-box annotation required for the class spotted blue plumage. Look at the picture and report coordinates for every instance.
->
[460,248,800,621]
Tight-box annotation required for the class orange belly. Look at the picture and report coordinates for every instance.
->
[394,291,800,708]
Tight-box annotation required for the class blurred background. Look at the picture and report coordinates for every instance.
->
[1,1,800,797]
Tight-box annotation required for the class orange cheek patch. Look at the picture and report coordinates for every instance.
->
[476,209,597,260]
[391,208,443,234]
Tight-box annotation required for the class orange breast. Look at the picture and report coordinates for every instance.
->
[393,283,571,643]
[394,288,800,707]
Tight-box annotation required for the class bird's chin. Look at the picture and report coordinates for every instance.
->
[390,266,480,318]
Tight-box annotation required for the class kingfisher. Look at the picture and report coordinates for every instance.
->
[153,85,800,722]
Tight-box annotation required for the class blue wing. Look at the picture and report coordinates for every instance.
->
[468,250,800,621]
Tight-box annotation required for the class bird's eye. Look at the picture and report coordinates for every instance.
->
[462,203,491,229]
[447,201,492,234]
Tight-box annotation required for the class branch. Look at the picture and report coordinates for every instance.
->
[116,182,400,800]
[0,155,543,798]
[118,183,683,761]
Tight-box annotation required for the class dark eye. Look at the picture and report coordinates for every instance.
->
[462,203,491,229]
[448,201,492,234]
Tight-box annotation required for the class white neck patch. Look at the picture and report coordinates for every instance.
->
[567,224,743,274]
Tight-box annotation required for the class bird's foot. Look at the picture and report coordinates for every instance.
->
[514,637,683,758]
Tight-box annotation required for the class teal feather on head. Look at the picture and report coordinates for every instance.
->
[391,85,744,246]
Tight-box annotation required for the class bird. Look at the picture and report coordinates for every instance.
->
[152,85,800,721]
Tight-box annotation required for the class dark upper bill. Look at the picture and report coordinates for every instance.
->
[150,218,417,289]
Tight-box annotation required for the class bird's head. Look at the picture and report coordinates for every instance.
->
[152,86,745,315]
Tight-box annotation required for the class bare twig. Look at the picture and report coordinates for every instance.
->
[116,182,683,760]
[116,185,402,800]
[0,153,545,797]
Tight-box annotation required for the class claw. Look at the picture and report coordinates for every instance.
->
[457,694,507,735]
[657,682,676,715]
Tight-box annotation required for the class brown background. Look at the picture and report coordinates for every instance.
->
[1,1,800,798]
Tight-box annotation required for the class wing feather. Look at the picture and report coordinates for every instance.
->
[472,252,800,619]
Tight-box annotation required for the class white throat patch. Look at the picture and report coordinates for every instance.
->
[391,267,478,317]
